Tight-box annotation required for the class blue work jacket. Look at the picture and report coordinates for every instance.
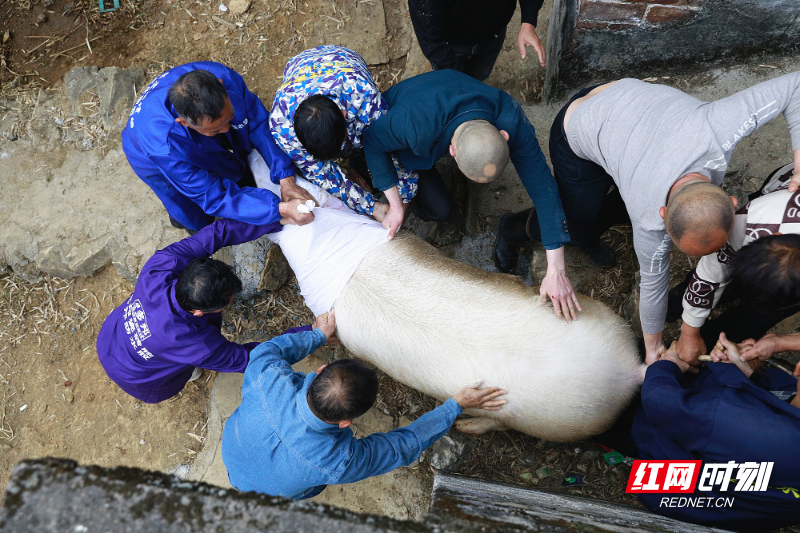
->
[634,360,800,532]
[122,62,295,231]
[222,329,463,499]
[96,218,281,403]
[362,69,569,249]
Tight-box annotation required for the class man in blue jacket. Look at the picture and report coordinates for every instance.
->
[362,69,580,321]
[625,339,800,531]
[222,309,508,500]
[122,62,315,232]
[96,218,282,403]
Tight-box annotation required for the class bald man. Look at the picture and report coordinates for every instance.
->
[362,70,580,320]
[495,73,800,364]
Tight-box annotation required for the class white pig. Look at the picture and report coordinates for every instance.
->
[250,151,645,442]
[335,233,645,441]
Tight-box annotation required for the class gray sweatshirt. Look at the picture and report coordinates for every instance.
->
[566,73,800,335]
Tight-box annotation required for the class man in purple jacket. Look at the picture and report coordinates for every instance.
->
[96,218,280,403]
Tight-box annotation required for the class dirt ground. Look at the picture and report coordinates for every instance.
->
[0,266,211,502]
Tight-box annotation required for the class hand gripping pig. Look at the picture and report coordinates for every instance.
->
[250,151,645,441]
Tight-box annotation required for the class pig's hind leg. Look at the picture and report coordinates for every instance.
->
[454,417,509,435]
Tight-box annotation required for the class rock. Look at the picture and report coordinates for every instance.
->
[36,13,48,24]
[258,245,290,292]
[193,32,204,41]
[227,0,250,15]
[623,271,642,337]
[214,234,275,298]
[402,36,430,80]
[64,65,146,129]
[2,30,9,44]
[64,235,113,277]
[427,432,475,473]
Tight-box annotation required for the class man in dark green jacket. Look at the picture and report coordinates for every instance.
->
[362,70,581,321]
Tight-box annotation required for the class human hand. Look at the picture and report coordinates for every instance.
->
[658,341,698,374]
[739,334,779,362]
[539,270,581,321]
[788,149,800,193]
[381,203,405,240]
[717,332,760,378]
[314,309,336,341]
[280,176,318,206]
[517,23,546,67]
[538,247,581,321]
[452,382,508,411]
[676,324,706,365]
[278,198,315,225]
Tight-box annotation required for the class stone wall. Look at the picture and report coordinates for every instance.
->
[544,0,800,100]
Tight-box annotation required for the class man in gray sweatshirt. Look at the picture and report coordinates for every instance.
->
[494,72,800,364]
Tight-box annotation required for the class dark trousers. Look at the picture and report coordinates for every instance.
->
[668,271,800,348]
[545,86,630,246]
[432,31,506,82]
[348,152,452,222]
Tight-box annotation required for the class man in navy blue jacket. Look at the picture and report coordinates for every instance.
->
[362,70,579,321]
[96,218,281,403]
[122,62,315,232]
[628,339,800,531]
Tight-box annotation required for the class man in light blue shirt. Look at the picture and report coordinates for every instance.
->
[221,310,507,500]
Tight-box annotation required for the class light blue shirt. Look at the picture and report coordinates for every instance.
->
[221,329,463,499]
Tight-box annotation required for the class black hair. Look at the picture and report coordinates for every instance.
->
[175,258,242,312]
[307,359,378,422]
[168,69,228,125]
[728,234,800,310]
[293,95,346,160]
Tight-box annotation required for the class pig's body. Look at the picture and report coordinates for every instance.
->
[335,233,644,442]
[249,150,644,442]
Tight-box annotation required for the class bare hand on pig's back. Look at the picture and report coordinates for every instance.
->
[453,384,508,411]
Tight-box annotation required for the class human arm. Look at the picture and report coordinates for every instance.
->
[538,246,581,322]
[517,0,546,66]
[363,108,419,194]
[379,186,406,239]
[337,385,506,484]
[407,0,463,71]
[707,71,800,173]
[152,151,293,225]
[245,326,328,370]
[156,218,280,273]
[505,102,570,250]
[634,231,674,364]
[736,333,800,376]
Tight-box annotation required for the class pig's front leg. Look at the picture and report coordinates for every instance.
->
[454,417,510,435]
